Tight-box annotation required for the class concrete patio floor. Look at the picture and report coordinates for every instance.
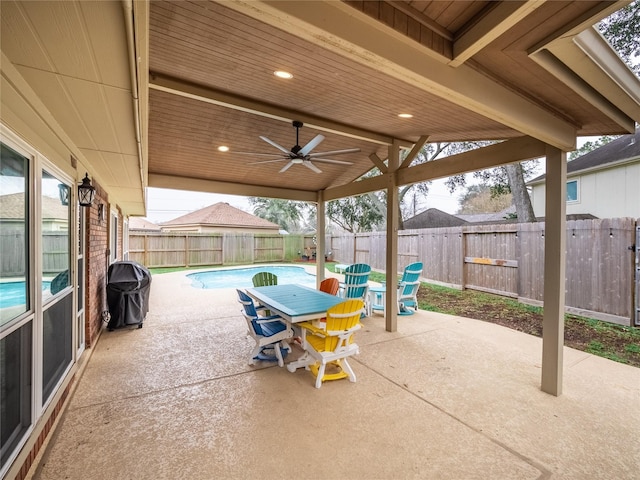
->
[31,268,640,479]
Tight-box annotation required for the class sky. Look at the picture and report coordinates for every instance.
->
[144,178,461,224]
[143,136,601,224]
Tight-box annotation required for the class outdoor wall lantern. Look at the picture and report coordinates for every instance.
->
[78,173,96,207]
[58,183,70,206]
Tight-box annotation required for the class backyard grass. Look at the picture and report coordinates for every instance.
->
[414,282,640,368]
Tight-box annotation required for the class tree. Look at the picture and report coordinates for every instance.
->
[457,185,512,214]
[249,197,307,232]
[569,136,618,161]
[326,194,385,233]
[598,0,640,75]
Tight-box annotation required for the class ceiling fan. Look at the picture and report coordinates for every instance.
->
[245,120,360,173]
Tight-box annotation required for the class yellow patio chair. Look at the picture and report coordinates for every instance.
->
[297,299,364,388]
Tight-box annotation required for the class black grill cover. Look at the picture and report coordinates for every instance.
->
[107,261,151,329]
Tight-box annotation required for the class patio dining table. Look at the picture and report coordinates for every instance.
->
[245,284,344,324]
[245,284,346,372]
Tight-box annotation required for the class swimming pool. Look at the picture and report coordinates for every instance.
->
[0,281,51,309]
[187,266,316,289]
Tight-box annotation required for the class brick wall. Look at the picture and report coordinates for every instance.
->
[85,183,109,348]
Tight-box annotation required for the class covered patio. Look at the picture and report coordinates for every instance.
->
[32,269,640,479]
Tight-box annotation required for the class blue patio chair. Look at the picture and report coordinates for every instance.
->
[398,262,423,315]
[237,289,293,367]
[340,263,371,315]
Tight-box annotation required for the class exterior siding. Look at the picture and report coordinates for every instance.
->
[531,162,640,219]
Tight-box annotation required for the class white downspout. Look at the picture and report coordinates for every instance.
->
[122,0,146,208]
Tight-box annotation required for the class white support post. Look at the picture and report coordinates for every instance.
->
[541,145,567,396]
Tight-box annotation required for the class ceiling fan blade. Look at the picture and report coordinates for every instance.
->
[260,136,291,154]
[311,158,353,165]
[234,151,284,158]
[299,134,325,156]
[303,161,322,173]
[279,161,295,173]
[308,147,360,157]
[249,158,288,165]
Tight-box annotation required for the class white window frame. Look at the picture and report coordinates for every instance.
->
[566,178,580,203]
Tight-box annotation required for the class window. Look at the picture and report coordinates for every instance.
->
[0,143,32,469]
[110,211,118,263]
[41,169,73,406]
[0,144,29,326]
[567,179,579,202]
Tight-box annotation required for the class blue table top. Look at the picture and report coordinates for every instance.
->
[245,284,345,322]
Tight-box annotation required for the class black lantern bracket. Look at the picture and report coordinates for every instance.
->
[78,173,95,207]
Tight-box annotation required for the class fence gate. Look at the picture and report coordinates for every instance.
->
[631,221,640,327]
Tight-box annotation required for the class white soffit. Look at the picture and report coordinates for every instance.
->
[534,28,640,133]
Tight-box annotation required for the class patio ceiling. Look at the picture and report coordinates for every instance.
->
[2,1,639,216]
[145,0,639,205]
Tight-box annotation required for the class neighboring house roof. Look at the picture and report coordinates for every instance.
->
[403,208,469,229]
[528,130,640,185]
[129,217,161,231]
[161,202,279,230]
[1,192,67,220]
[456,206,517,224]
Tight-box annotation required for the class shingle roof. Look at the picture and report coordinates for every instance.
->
[528,130,640,184]
[1,192,68,220]
[456,206,516,224]
[403,208,469,229]
[129,217,161,231]
[161,202,279,229]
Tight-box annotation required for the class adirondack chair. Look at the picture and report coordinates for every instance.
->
[397,262,423,315]
[252,271,278,315]
[297,299,364,388]
[319,277,340,296]
[237,289,293,367]
[340,263,371,316]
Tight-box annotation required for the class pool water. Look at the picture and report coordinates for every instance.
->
[188,266,316,289]
[0,281,51,309]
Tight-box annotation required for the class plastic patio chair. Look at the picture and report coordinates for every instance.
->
[319,277,340,296]
[252,271,278,287]
[297,299,364,388]
[236,289,293,367]
[340,263,371,315]
[398,262,423,315]
[252,271,278,315]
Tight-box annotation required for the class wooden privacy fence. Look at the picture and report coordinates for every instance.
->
[1,230,69,276]
[128,233,318,268]
[329,218,638,327]
[127,219,637,326]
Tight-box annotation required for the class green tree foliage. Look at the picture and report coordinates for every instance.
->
[598,0,640,74]
[248,197,307,233]
[326,194,385,233]
[569,136,618,161]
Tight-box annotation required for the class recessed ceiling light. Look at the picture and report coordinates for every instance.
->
[398,113,413,118]
[217,146,229,152]
[274,70,293,79]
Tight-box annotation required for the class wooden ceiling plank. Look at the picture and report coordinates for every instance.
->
[149,72,398,145]
[227,1,577,150]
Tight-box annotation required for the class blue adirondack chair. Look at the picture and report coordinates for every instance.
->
[397,262,423,315]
